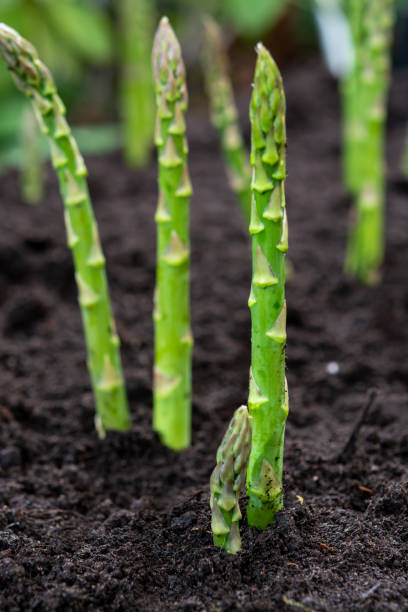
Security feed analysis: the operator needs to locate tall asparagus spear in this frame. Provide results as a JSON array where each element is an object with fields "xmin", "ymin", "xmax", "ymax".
[
  {"xmin": 201, "ymin": 16, "xmax": 251, "ymax": 223},
  {"xmin": 117, "ymin": 0, "xmax": 155, "ymax": 167},
  {"xmin": 246, "ymin": 44, "xmax": 289, "ymax": 529},
  {"xmin": 0, "ymin": 23, "xmax": 130, "ymax": 436},
  {"xmin": 210, "ymin": 405, "xmax": 252, "ymax": 554},
  {"xmin": 152, "ymin": 17, "xmax": 193, "ymax": 450},
  {"xmin": 343, "ymin": 0, "xmax": 394, "ymax": 284}
]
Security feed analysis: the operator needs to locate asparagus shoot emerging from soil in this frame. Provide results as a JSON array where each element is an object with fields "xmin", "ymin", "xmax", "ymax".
[
  {"xmin": 210, "ymin": 405, "xmax": 252, "ymax": 554},
  {"xmin": 246, "ymin": 44, "xmax": 289, "ymax": 529},
  {"xmin": 201, "ymin": 16, "xmax": 251, "ymax": 223},
  {"xmin": 343, "ymin": 0, "xmax": 394, "ymax": 285},
  {"xmin": 0, "ymin": 23, "xmax": 130, "ymax": 436},
  {"xmin": 152, "ymin": 17, "xmax": 192, "ymax": 450},
  {"xmin": 118, "ymin": 0, "xmax": 155, "ymax": 167},
  {"xmin": 21, "ymin": 104, "xmax": 43, "ymax": 205}
]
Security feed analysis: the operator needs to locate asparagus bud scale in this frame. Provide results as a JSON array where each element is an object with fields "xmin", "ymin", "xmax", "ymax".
[
  {"xmin": 0, "ymin": 24, "xmax": 130, "ymax": 436},
  {"xmin": 210, "ymin": 405, "xmax": 252, "ymax": 554},
  {"xmin": 152, "ymin": 17, "xmax": 192, "ymax": 450},
  {"xmin": 246, "ymin": 44, "xmax": 289, "ymax": 529}
]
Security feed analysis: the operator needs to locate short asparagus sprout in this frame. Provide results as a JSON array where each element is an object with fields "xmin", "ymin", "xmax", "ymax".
[
  {"xmin": 152, "ymin": 17, "xmax": 193, "ymax": 450},
  {"xmin": 0, "ymin": 23, "xmax": 130, "ymax": 436},
  {"xmin": 246, "ymin": 44, "xmax": 289, "ymax": 529},
  {"xmin": 201, "ymin": 16, "xmax": 251, "ymax": 223},
  {"xmin": 343, "ymin": 0, "xmax": 394, "ymax": 285},
  {"xmin": 210, "ymin": 405, "xmax": 252, "ymax": 554},
  {"xmin": 118, "ymin": 0, "xmax": 155, "ymax": 167}
]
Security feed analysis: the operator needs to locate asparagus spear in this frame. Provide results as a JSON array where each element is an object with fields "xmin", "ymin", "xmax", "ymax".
[
  {"xmin": 201, "ymin": 16, "xmax": 251, "ymax": 223},
  {"xmin": 117, "ymin": 0, "xmax": 155, "ymax": 167},
  {"xmin": 152, "ymin": 17, "xmax": 192, "ymax": 450},
  {"xmin": 246, "ymin": 44, "xmax": 289, "ymax": 529},
  {"xmin": 210, "ymin": 405, "xmax": 252, "ymax": 554},
  {"xmin": 343, "ymin": 0, "xmax": 394, "ymax": 284},
  {"xmin": 0, "ymin": 23, "xmax": 130, "ymax": 436}
]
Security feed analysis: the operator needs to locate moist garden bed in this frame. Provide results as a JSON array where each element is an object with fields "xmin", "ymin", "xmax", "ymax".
[{"xmin": 0, "ymin": 61, "xmax": 407, "ymax": 611}]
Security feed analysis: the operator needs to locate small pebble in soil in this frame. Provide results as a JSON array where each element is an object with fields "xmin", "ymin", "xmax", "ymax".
[{"xmin": 326, "ymin": 361, "xmax": 340, "ymax": 375}]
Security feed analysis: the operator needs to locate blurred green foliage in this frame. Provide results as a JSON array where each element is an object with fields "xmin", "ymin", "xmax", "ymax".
[
  {"xmin": 0, "ymin": 0, "xmax": 113, "ymax": 170},
  {"xmin": 219, "ymin": 0, "xmax": 290, "ymax": 37}
]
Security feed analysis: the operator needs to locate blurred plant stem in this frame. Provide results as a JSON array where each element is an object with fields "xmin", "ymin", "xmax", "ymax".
[
  {"xmin": 20, "ymin": 104, "xmax": 43, "ymax": 205},
  {"xmin": 117, "ymin": 0, "xmax": 155, "ymax": 167}
]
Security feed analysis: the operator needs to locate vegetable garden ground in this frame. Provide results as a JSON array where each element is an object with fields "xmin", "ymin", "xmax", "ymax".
[{"xmin": 0, "ymin": 61, "xmax": 407, "ymax": 611}]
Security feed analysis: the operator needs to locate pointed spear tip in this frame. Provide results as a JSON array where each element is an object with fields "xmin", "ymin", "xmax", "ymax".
[
  {"xmin": 153, "ymin": 16, "xmax": 182, "ymax": 69},
  {"xmin": 255, "ymin": 42, "xmax": 275, "ymax": 69},
  {"xmin": 0, "ymin": 22, "xmax": 37, "ymax": 60},
  {"xmin": 155, "ymin": 15, "xmax": 177, "ymax": 48},
  {"xmin": 202, "ymin": 14, "xmax": 218, "ymax": 37}
]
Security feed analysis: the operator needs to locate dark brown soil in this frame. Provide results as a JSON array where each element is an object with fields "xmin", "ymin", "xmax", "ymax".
[{"xmin": 0, "ymin": 61, "xmax": 407, "ymax": 612}]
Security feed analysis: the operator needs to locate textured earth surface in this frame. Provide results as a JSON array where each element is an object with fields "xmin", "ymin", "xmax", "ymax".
[{"xmin": 0, "ymin": 61, "xmax": 407, "ymax": 611}]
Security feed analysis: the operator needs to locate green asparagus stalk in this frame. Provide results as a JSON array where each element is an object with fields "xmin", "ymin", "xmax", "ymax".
[
  {"xmin": 342, "ymin": 0, "xmax": 364, "ymax": 195},
  {"xmin": 117, "ymin": 0, "xmax": 155, "ymax": 167},
  {"xmin": 21, "ymin": 104, "xmax": 43, "ymax": 205},
  {"xmin": 152, "ymin": 17, "xmax": 192, "ymax": 450},
  {"xmin": 246, "ymin": 44, "xmax": 289, "ymax": 529},
  {"xmin": 0, "ymin": 23, "xmax": 130, "ymax": 436},
  {"xmin": 343, "ymin": 0, "xmax": 394, "ymax": 284},
  {"xmin": 210, "ymin": 405, "xmax": 252, "ymax": 554},
  {"xmin": 201, "ymin": 16, "xmax": 251, "ymax": 223}
]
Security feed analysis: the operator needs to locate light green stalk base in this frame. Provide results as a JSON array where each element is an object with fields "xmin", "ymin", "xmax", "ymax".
[
  {"xmin": 152, "ymin": 17, "xmax": 192, "ymax": 450},
  {"xmin": 202, "ymin": 16, "xmax": 251, "ymax": 223},
  {"xmin": 0, "ymin": 24, "xmax": 130, "ymax": 436},
  {"xmin": 345, "ymin": 185, "xmax": 383, "ymax": 285},
  {"xmin": 118, "ymin": 0, "xmax": 155, "ymax": 168},
  {"xmin": 210, "ymin": 406, "xmax": 252, "ymax": 554},
  {"xmin": 246, "ymin": 44, "xmax": 289, "ymax": 529},
  {"xmin": 343, "ymin": 0, "xmax": 394, "ymax": 284},
  {"xmin": 21, "ymin": 104, "xmax": 43, "ymax": 204}
]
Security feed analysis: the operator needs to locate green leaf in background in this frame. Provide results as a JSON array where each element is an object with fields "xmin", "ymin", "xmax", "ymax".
[
  {"xmin": 45, "ymin": 0, "xmax": 112, "ymax": 64},
  {"xmin": 220, "ymin": 0, "xmax": 290, "ymax": 37}
]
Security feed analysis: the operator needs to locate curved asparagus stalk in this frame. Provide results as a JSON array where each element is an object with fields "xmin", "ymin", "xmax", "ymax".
[
  {"xmin": 246, "ymin": 44, "xmax": 289, "ymax": 529},
  {"xmin": 201, "ymin": 16, "xmax": 251, "ymax": 223},
  {"xmin": 0, "ymin": 23, "xmax": 130, "ymax": 436},
  {"xmin": 152, "ymin": 17, "xmax": 192, "ymax": 450},
  {"xmin": 118, "ymin": 0, "xmax": 155, "ymax": 167},
  {"xmin": 344, "ymin": 0, "xmax": 394, "ymax": 285},
  {"xmin": 210, "ymin": 405, "xmax": 251, "ymax": 554}
]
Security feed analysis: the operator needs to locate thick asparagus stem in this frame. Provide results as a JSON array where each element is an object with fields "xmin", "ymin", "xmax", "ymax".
[
  {"xmin": 343, "ymin": 0, "xmax": 394, "ymax": 285},
  {"xmin": 246, "ymin": 44, "xmax": 289, "ymax": 529},
  {"xmin": 118, "ymin": 0, "xmax": 155, "ymax": 167},
  {"xmin": 0, "ymin": 23, "xmax": 130, "ymax": 435},
  {"xmin": 152, "ymin": 17, "xmax": 192, "ymax": 450},
  {"xmin": 21, "ymin": 104, "xmax": 43, "ymax": 205},
  {"xmin": 210, "ymin": 405, "xmax": 252, "ymax": 554},
  {"xmin": 201, "ymin": 17, "xmax": 251, "ymax": 223}
]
